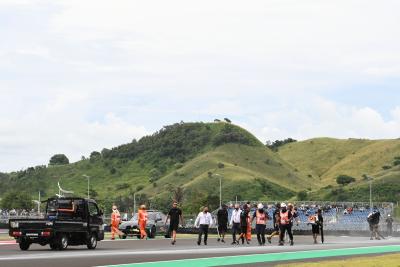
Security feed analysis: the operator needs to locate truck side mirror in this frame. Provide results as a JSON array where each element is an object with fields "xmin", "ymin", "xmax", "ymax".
[{"xmin": 99, "ymin": 209, "xmax": 104, "ymax": 216}]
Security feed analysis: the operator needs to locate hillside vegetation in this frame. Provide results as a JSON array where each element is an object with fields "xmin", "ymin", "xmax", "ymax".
[
  {"xmin": 1, "ymin": 122, "xmax": 399, "ymax": 213},
  {"xmin": 278, "ymin": 138, "xmax": 400, "ymax": 204},
  {"xmin": 1, "ymin": 122, "xmax": 300, "ymax": 213}
]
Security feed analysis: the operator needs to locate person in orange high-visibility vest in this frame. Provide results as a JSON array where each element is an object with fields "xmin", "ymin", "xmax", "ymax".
[
  {"xmin": 251, "ymin": 203, "xmax": 270, "ymax": 246},
  {"xmin": 279, "ymin": 203, "xmax": 294, "ymax": 246},
  {"xmin": 246, "ymin": 202, "xmax": 252, "ymax": 242},
  {"xmin": 138, "ymin": 205, "xmax": 148, "ymax": 239},
  {"xmin": 111, "ymin": 205, "xmax": 124, "ymax": 240}
]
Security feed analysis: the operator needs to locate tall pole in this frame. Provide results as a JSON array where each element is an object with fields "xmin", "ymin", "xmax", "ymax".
[
  {"xmin": 219, "ymin": 176, "xmax": 222, "ymax": 208},
  {"xmin": 133, "ymin": 193, "xmax": 137, "ymax": 218},
  {"xmin": 370, "ymin": 179, "xmax": 372, "ymax": 211},
  {"xmin": 38, "ymin": 191, "xmax": 41, "ymax": 213}
]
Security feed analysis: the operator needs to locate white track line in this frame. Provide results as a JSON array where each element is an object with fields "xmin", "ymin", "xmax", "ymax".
[{"xmin": 1, "ymin": 239, "xmax": 399, "ymax": 261}]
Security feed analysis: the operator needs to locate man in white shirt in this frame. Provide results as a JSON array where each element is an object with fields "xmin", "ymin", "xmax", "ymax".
[
  {"xmin": 195, "ymin": 206, "xmax": 213, "ymax": 245},
  {"xmin": 229, "ymin": 204, "xmax": 242, "ymax": 245}
]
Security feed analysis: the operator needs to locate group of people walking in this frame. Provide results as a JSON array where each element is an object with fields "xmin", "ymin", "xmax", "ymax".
[
  {"xmin": 201, "ymin": 202, "xmax": 325, "ymax": 246},
  {"xmin": 110, "ymin": 201, "xmax": 327, "ymax": 246}
]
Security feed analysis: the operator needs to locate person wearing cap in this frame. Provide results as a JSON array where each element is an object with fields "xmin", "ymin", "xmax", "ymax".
[
  {"xmin": 229, "ymin": 203, "xmax": 242, "ymax": 245},
  {"xmin": 217, "ymin": 204, "xmax": 228, "ymax": 243},
  {"xmin": 138, "ymin": 204, "xmax": 148, "ymax": 239},
  {"xmin": 252, "ymin": 203, "xmax": 270, "ymax": 246},
  {"xmin": 386, "ymin": 214, "xmax": 394, "ymax": 237},
  {"xmin": 267, "ymin": 203, "xmax": 281, "ymax": 244},
  {"xmin": 279, "ymin": 203, "xmax": 294, "ymax": 246}
]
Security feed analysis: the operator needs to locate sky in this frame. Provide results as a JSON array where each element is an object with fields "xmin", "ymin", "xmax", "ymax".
[{"xmin": 1, "ymin": 0, "xmax": 400, "ymax": 172}]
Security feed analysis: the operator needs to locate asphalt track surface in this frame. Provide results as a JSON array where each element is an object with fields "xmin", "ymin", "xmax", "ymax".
[{"xmin": 0, "ymin": 235, "xmax": 399, "ymax": 267}]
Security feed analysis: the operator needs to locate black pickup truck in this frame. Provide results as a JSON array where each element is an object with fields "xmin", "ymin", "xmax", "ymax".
[{"xmin": 9, "ymin": 197, "xmax": 104, "ymax": 250}]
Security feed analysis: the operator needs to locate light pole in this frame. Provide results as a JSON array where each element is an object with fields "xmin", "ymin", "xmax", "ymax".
[
  {"xmin": 214, "ymin": 174, "xmax": 223, "ymax": 208},
  {"xmin": 369, "ymin": 176, "xmax": 373, "ymax": 211},
  {"xmin": 32, "ymin": 191, "xmax": 41, "ymax": 214},
  {"xmin": 83, "ymin": 175, "xmax": 90, "ymax": 199},
  {"xmin": 133, "ymin": 192, "xmax": 136, "ymax": 216}
]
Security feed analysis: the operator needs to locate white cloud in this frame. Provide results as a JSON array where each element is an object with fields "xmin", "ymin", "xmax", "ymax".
[{"xmin": 1, "ymin": 0, "xmax": 400, "ymax": 171}]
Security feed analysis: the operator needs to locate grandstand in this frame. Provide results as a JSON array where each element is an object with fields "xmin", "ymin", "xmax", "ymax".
[{"xmin": 213, "ymin": 201, "xmax": 396, "ymax": 232}]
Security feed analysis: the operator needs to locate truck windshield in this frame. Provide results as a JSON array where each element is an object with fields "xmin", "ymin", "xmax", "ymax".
[{"xmin": 46, "ymin": 199, "xmax": 85, "ymax": 220}]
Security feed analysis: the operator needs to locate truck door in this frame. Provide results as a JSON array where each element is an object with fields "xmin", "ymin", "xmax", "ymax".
[{"xmin": 88, "ymin": 202, "xmax": 104, "ymax": 239}]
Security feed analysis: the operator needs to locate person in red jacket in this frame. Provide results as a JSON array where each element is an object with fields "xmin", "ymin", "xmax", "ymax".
[
  {"xmin": 138, "ymin": 205, "xmax": 148, "ymax": 239},
  {"xmin": 110, "ymin": 205, "xmax": 124, "ymax": 240}
]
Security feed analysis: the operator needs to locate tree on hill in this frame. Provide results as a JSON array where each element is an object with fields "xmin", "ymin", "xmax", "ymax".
[
  {"xmin": 90, "ymin": 151, "xmax": 101, "ymax": 160},
  {"xmin": 336, "ymin": 175, "xmax": 356, "ymax": 186},
  {"xmin": 266, "ymin": 138, "xmax": 297, "ymax": 152},
  {"xmin": 49, "ymin": 154, "xmax": 69, "ymax": 165},
  {"xmin": 224, "ymin": 118, "xmax": 232, "ymax": 123},
  {"xmin": 213, "ymin": 124, "xmax": 254, "ymax": 146}
]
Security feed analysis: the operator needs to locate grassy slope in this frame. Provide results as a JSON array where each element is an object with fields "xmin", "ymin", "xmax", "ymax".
[
  {"xmin": 142, "ymin": 143, "xmax": 309, "ymax": 202},
  {"xmin": 278, "ymin": 138, "xmax": 400, "ymax": 203},
  {"xmin": 278, "ymin": 138, "xmax": 400, "ymax": 185},
  {"xmin": 2, "ymin": 122, "xmax": 305, "ymax": 212}
]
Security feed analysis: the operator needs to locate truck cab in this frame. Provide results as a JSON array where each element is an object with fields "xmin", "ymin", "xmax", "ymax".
[{"xmin": 9, "ymin": 197, "xmax": 104, "ymax": 250}]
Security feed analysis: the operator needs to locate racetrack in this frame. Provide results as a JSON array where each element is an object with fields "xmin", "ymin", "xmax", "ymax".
[{"xmin": 0, "ymin": 235, "xmax": 399, "ymax": 267}]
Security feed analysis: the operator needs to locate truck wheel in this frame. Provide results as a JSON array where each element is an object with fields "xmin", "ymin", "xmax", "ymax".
[
  {"xmin": 119, "ymin": 234, "xmax": 127, "ymax": 239},
  {"xmin": 50, "ymin": 243, "xmax": 59, "ymax": 250},
  {"xmin": 87, "ymin": 233, "xmax": 97, "ymax": 250},
  {"xmin": 149, "ymin": 226, "xmax": 156, "ymax": 239},
  {"xmin": 19, "ymin": 240, "xmax": 30, "ymax": 251},
  {"xmin": 57, "ymin": 234, "xmax": 68, "ymax": 250}
]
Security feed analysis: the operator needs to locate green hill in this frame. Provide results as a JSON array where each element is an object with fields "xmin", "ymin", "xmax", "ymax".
[
  {"xmin": 0, "ymin": 122, "xmax": 303, "ymax": 213},
  {"xmin": 278, "ymin": 138, "xmax": 400, "ymax": 204},
  {"xmin": 1, "ymin": 123, "xmax": 399, "ymax": 213}
]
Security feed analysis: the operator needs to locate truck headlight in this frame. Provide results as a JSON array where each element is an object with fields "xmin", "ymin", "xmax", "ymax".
[{"xmin": 10, "ymin": 222, "xmax": 19, "ymax": 228}]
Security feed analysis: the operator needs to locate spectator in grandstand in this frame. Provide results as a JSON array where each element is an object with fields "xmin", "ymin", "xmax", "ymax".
[
  {"xmin": 217, "ymin": 204, "xmax": 228, "ymax": 243},
  {"xmin": 367, "ymin": 210, "xmax": 385, "ymax": 240},
  {"xmin": 237, "ymin": 204, "xmax": 250, "ymax": 245},
  {"xmin": 386, "ymin": 214, "xmax": 394, "ymax": 237},
  {"xmin": 279, "ymin": 203, "xmax": 294, "ymax": 246},
  {"xmin": 229, "ymin": 204, "xmax": 242, "ymax": 245},
  {"xmin": 267, "ymin": 202, "xmax": 281, "ymax": 244},
  {"xmin": 288, "ymin": 203, "xmax": 299, "ymax": 227}
]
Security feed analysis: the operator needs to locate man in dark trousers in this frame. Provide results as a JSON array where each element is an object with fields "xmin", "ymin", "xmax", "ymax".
[
  {"xmin": 229, "ymin": 204, "xmax": 242, "ymax": 245},
  {"xmin": 217, "ymin": 204, "xmax": 228, "ymax": 243},
  {"xmin": 238, "ymin": 204, "xmax": 250, "ymax": 245},
  {"xmin": 252, "ymin": 203, "xmax": 270, "ymax": 246},
  {"xmin": 194, "ymin": 206, "xmax": 213, "ymax": 245},
  {"xmin": 267, "ymin": 203, "xmax": 281, "ymax": 244},
  {"xmin": 279, "ymin": 203, "xmax": 294, "ymax": 246},
  {"xmin": 165, "ymin": 201, "xmax": 184, "ymax": 245}
]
